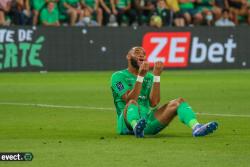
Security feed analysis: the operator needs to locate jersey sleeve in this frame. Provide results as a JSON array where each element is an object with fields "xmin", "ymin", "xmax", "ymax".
[
  {"xmin": 111, "ymin": 73, "xmax": 130, "ymax": 97},
  {"xmin": 40, "ymin": 9, "xmax": 46, "ymax": 23}
]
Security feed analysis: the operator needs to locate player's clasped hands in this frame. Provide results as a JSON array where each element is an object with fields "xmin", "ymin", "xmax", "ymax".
[
  {"xmin": 153, "ymin": 61, "xmax": 164, "ymax": 76},
  {"xmin": 138, "ymin": 61, "xmax": 164, "ymax": 77},
  {"xmin": 138, "ymin": 61, "xmax": 150, "ymax": 77}
]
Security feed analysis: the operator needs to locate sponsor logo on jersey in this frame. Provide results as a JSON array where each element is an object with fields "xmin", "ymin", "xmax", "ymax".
[{"xmin": 116, "ymin": 82, "xmax": 124, "ymax": 91}]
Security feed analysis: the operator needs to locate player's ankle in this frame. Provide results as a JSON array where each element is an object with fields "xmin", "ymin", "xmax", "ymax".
[
  {"xmin": 192, "ymin": 123, "xmax": 200, "ymax": 130},
  {"xmin": 188, "ymin": 119, "xmax": 200, "ymax": 129}
]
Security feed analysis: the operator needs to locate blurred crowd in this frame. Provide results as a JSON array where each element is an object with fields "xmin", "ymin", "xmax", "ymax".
[{"xmin": 0, "ymin": 0, "xmax": 249, "ymax": 27}]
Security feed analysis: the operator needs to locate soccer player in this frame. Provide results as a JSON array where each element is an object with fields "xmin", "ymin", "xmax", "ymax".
[{"xmin": 111, "ymin": 46, "xmax": 218, "ymax": 138}]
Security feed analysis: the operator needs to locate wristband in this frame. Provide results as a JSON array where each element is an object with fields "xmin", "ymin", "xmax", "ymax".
[
  {"xmin": 153, "ymin": 76, "xmax": 160, "ymax": 83},
  {"xmin": 136, "ymin": 76, "xmax": 144, "ymax": 83}
]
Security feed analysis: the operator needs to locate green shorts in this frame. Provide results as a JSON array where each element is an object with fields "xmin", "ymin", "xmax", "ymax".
[
  {"xmin": 117, "ymin": 105, "xmax": 167, "ymax": 135},
  {"xmin": 179, "ymin": 8, "xmax": 199, "ymax": 16}
]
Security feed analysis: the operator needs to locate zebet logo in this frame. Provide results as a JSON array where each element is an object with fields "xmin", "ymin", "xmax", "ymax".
[
  {"xmin": 0, "ymin": 29, "xmax": 44, "ymax": 70},
  {"xmin": 142, "ymin": 32, "xmax": 237, "ymax": 67}
]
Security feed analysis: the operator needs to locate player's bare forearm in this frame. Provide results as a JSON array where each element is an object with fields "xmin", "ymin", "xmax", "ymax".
[
  {"xmin": 122, "ymin": 82, "xmax": 142, "ymax": 102},
  {"xmin": 150, "ymin": 61, "xmax": 163, "ymax": 107},
  {"xmin": 122, "ymin": 61, "xmax": 149, "ymax": 103},
  {"xmin": 150, "ymin": 82, "xmax": 160, "ymax": 107}
]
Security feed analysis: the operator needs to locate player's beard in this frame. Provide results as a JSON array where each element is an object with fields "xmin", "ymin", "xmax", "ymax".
[{"xmin": 130, "ymin": 58, "xmax": 140, "ymax": 70}]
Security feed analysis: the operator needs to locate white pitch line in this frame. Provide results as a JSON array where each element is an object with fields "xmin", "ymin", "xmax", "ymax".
[
  {"xmin": 0, "ymin": 102, "xmax": 114, "ymax": 111},
  {"xmin": 0, "ymin": 102, "xmax": 250, "ymax": 118},
  {"xmin": 196, "ymin": 112, "xmax": 250, "ymax": 118}
]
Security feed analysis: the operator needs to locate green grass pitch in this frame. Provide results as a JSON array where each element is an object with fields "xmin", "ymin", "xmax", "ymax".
[{"xmin": 0, "ymin": 70, "xmax": 249, "ymax": 167}]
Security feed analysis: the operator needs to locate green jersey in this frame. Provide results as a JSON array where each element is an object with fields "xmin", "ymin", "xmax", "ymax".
[
  {"xmin": 116, "ymin": 0, "xmax": 130, "ymax": 8},
  {"xmin": 63, "ymin": 0, "xmax": 80, "ymax": 5},
  {"xmin": 84, "ymin": 0, "xmax": 96, "ymax": 8},
  {"xmin": 60, "ymin": 0, "xmax": 80, "ymax": 12},
  {"xmin": 111, "ymin": 69, "xmax": 154, "ymax": 116},
  {"xmin": 40, "ymin": 7, "xmax": 59, "ymax": 24},
  {"xmin": 59, "ymin": 0, "xmax": 81, "ymax": 12},
  {"xmin": 104, "ymin": 0, "xmax": 111, "ymax": 8},
  {"xmin": 179, "ymin": 2, "xmax": 194, "ymax": 10},
  {"xmin": 197, "ymin": 0, "xmax": 213, "ymax": 7},
  {"xmin": 32, "ymin": 0, "xmax": 46, "ymax": 11}
]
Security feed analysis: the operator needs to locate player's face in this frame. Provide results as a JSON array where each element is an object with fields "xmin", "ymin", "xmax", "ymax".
[{"xmin": 130, "ymin": 47, "xmax": 146, "ymax": 69}]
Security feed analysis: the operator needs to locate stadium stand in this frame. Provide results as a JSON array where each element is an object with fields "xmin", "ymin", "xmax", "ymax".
[{"xmin": 0, "ymin": 0, "xmax": 249, "ymax": 26}]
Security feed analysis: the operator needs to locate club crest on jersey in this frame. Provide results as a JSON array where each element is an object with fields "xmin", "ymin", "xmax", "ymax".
[{"xmin": 116, "ymin": 82, "xmax": 124, "ymax": 91}]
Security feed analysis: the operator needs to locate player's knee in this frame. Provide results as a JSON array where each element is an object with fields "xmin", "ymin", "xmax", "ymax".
[
  {"xmin": 170, "ymin": 97, "xmax": 185, "ymax": 108},
  {"xmin": 177, "ymin": 97, "xmax": 185, "ymax": 103},
  {"xmin": 168, "ymin": 100, "xmax": 179, "ymax": 110}
]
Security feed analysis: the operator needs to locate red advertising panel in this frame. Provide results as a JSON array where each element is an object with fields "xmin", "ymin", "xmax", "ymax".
[{"xmin": 142, "ymin": 32, "xmax": 191, "ymax": 67}]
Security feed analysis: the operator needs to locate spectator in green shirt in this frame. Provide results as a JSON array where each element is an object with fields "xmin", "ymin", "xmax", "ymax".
[
  {"xmin": 110, "ymin": 0, "xmax": 136, "ymax": 25},
  {"xmin": 151, "ymin": 0, "xmax": 171, "ymax": 26},
  {"xmin": 196, "ymin": 0, "xmax": 218, "ymax": 25},
  {"xmin": 178, "ymin": 0, "xmax": 203, "ymax": 25},
  {"xmin": 32, "ymin": 0, "xmax": 46, "ymax": 25},
  {"xmin": 40, "ymin": 1, "xmax": 60, "ymax": 26},
  {"xmin": 81, "ymin": 0, "xmax": 104, "ymax": 25},
  {"xmin": 134, "ymin": 0, "xmax": 155, "ymax": 25},
  {"xmin": 10, "ymin": 0, "xmax": 32, "ymax": 25},
  {"xmin": 60, "ymin": 0, "xmax": 85, "ymax": 26},
  {"xmin": 0, "ymin": 0, "xmax": 12, "ymax": 25},
  {"xmin": 99, "ymin": 0, "xmax": 112, "ymax": 25},
  {"xmin": 229, "ymin": 0, "xmax": 249, "ymax": 24}
]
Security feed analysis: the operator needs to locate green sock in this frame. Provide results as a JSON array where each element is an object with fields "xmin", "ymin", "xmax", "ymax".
[
  {"xmin": 126, "ymin": 104, "xmax": 140, "ymax": 129},
  {"xmin": 177, "ymin": 102, "xmax": 199, "ymax": 129},
  {"xmin": 188, "ymin": 119, "xmax": 199, "ymax": 129}
]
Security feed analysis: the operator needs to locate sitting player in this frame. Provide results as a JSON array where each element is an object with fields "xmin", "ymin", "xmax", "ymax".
[{"xmin": 111, "ymin": 46, "xmax": 218, "ymax": 138}]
